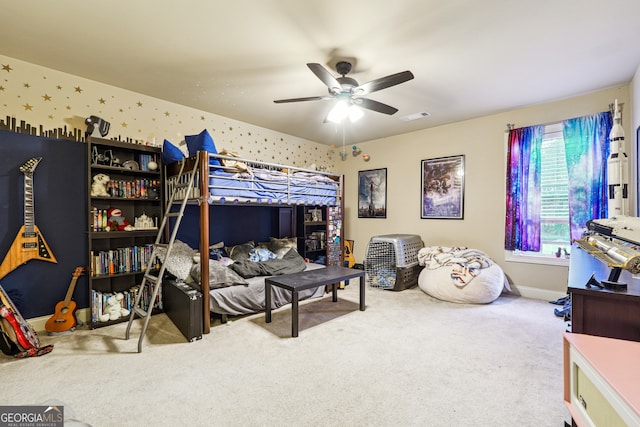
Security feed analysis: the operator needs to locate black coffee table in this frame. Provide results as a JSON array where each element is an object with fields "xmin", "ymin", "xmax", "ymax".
[{"xmin": 265, "ymin": 266, "xmax": 365, "ymax": 337}]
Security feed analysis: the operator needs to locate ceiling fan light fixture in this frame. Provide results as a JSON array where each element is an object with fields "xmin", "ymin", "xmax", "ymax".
[
  {"xmin": 348, "ymin": 105, "xmax": 364, "ymax": 122},
  {"xmin": 327, "ymin": 100, "xmax": 349, "ymax": 123},
  {"xmin": 327, "ymin": 101, "xmax": 364, "ymax": 124}
]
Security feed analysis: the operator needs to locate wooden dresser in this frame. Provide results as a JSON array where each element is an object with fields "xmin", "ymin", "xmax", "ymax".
[{"xmin": 567, "ymin": 246, "xmax": 640, "ymax": 342}]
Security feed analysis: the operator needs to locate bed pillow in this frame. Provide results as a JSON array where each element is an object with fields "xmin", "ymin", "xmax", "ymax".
[
  {"xmin": 184, "ymin": 129, "xmax": 221, "ymax": 166},
  {"xmin": 162, "ymin": 139, "xmax": 185, "ymax": 165},
  {"xmin": 269, "ymin": 237, "xmax": 298, "ymax": 259},
  {"xmin": 225, "ymin": 241, "xmax": 255, "ymax": 261},
  {"xmin": 190, "ymin": 260, "xmax": 248, "ymax": 289},
  {"xmin": 155, "ymin": 240, "xmax": 195, "ymax": 281}
]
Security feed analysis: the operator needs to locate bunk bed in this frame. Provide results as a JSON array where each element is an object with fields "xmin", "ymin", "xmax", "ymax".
[{"xmin": 164, "ymin": 150, "xmax": 344, "ymax": 334}]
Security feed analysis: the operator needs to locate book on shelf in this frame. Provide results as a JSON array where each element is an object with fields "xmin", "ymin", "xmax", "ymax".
[
  {"xmin": 90, "ymin": 245, "xmax": 159, "ymax": 276},
  {"xmin": 139, "ymin": 154, "xmax": 157, "ymax": 172}
]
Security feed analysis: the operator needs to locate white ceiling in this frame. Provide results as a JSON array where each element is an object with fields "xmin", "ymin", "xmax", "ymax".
[{"xmin": 2, "ymin": 0, "xmax": 640, "ymax": 145}]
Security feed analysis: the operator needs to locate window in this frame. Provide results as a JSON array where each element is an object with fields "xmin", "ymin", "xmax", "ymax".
[
  {"xmin": 539, "ymin": 123, "xmax": 571, "ymax": 257},
  {"xmin": 505, "ymin": 112, "xmax": 611, "ymax": 265}
]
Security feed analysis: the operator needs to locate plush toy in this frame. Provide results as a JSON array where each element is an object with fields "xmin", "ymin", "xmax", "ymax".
[
  {"xmin": 106, "ymin": 207, "xmax": 134, "ymax": 231},
  {"xmin": 99, "ymin": 293, "xmax": 130, "ymax": 322},
  {"xmin": 91, "ymin": 173, "xmax": 110, "ymax": 197}
]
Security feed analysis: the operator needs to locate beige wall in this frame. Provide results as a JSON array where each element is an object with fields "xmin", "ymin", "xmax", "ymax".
[{"xmin": 337, "ymin": 85, "xmax": 632, "ymax": 297}]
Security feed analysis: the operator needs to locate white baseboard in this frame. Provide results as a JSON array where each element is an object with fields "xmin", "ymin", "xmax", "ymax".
[
  {"xmin": 509, "ymin": 285, "xmax": 567, "ymax": 302},
  {"xmin": 26, "ymin": 287, "xmax": 566, "ymax": 333},
  {"xmin": 28, "ymin": 308, "xmax": 91, "ymax": 334}
]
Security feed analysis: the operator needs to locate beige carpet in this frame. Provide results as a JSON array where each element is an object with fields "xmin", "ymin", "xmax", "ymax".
[{"xmin": 1, "ymin": 284, "xmax": 570, "ymax": 426}]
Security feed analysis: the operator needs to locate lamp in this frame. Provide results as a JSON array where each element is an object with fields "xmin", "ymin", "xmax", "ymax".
[{"xmin": 326, "ymin": 100, "xmax": 363, "ymax": 124}]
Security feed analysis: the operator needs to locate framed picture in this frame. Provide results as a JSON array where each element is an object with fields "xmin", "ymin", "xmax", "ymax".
[
  {"xmin": 358, "ymin": 168, "xmax": 387, "ymax": 218},
  {"xmin": 421, "ymin": 155, "xmax": 465, "ymax": 219}
]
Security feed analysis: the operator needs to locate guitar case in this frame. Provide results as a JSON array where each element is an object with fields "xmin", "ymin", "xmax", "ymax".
[{"xmin": 163, "ymin": 280, "xmax": 203, "ymax": 342}]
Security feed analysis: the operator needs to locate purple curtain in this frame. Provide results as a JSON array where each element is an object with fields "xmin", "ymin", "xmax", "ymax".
[
  {"xmin": 562, "ymin": 112, "xmax": 611, "ymax": 240},
  {"xmin": 504, "ymin": 125, "xmax": 544, "ymax": 251}
]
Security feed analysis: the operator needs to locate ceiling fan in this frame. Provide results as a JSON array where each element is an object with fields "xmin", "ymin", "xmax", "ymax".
[{"xmin": 274, "ymin": 61, "xmax": 414, "ymax": 119}]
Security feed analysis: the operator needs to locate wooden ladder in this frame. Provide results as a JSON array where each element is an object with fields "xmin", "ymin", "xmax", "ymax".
[{"xmin": 124, "ymin": 159, "xmax": 198, "ymax": 352}]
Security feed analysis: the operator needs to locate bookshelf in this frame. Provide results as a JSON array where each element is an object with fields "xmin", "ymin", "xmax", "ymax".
[
  {"xmin": 87, "ymin": 137, "xmax": 163, "ymax": 328},
  {"xmin": 296, "ymin": 205, "xmax": 343, "ymax": 266}
]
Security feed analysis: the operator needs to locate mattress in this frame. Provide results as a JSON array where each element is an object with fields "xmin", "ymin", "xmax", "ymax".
[{"xmin": 208, "ymin": 262, "xmax": 326, "ymax": 316}]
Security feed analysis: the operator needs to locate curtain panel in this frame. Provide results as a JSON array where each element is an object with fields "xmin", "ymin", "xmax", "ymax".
[
  {"xmin": 504, "ymin": 125, "xmax": 544, "ymax": 251},
  {"xmin": 563, "ymin": 112, "xmax": 612, "ymax": 241}
]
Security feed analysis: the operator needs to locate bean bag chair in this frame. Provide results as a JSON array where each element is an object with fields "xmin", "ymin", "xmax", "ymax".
[{"xmin": 417, "ymin": 246, "xmax": 510, "ymax": 304}]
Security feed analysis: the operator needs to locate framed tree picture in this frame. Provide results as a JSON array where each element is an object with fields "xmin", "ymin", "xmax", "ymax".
[
  {"xmin": 358, "ymin": 168, "xmax": 387, "ymax": 218},
  {"xmin": 421, "ymin": 155, "xmax": 465, "ymax": 219}
]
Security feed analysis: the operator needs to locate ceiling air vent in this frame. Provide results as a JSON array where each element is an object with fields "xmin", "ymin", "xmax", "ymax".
[{"xmin": 399, "ymin": 111, "xmax": 430, "ymax": 122}]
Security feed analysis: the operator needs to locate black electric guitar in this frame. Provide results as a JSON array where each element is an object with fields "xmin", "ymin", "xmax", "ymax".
[
  {"xmin": 45, "ymin": 267, "xmax": 84, "ymax": 334},
  {"xmin": 0, "ymin": 157, "xmax": 57, "ymax": 280}
]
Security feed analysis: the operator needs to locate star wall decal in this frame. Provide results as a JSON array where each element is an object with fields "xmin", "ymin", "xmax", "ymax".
[
  {"xmin": 23, "ymin": 103, "xmax": 33, "ymax": 110},
  {"xmin": 137, "ymin": 101, "xmax": 143, "ymax": 107},
  {"xmin": 98, "ymin": 98, "xmax": 106, "ymax": 104},
  {"xmin": 121, "ymin": 122, "xmax": 128, "ymax": 128},
  {"xmin": 164, "ymin": 112, "xmax": 170, "ymax": 117},
  {"xmin": 42, "ymin": 94, "xmax": 52, "ymax": 101},
  {"xmin": 0, "ymin": 86, "xmax": 4, "ymax": 91},
  {"xmin": 1, "ymin": 64, "xmax": 12, "ymax": 72},
  {"xmin": 74, "ymin": 86, "xmax": 82, "ymax": 93},
  {"xmin": 56, "ymin": 85, "xmax": 62, "ymax": 90},
  {"xmin": 23, "ymin": 83, "xmax": 30, "ymax": 88}
]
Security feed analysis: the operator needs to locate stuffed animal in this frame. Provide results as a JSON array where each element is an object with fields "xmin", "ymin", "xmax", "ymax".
[
  {"xmin": 99, "ymin": 293, "xmax": 130, "ymax": 322},
  {"xmin": 106, "ymin": 207, "xmax": 134, "ymax": 231},
  {"xmin": 91, "ymin": 173, "xmax": 110, "ymax": 197}
]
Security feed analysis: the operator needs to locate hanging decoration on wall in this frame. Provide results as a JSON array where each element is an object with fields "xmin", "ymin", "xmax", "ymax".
[
  {"xmin": 362, "ymin": 154, "xmax": 370, "ymax": 162},
  {"xmin": 352, "ymin": 145, "xmax": 361, "ymax": 156}
]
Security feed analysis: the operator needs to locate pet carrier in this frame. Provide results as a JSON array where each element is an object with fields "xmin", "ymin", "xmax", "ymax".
[{"xmin": 365, "ymin": 234, "xmax": 424, "ymax": 291}]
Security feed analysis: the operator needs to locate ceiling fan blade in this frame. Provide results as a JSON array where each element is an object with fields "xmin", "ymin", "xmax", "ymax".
[
  {"xmin": 274, "ymin": 96, "xmax": 331, "ymax": 104},
  {"xmin": 307, "ymin": 63, "xmax": 342, "ymax": 95},
  {"xmin": 356, "ymin": 98, "xmax": 398, "ymax": 115},
  {"xmin": 353, "ymin": 70, "xmax": 414, "ymax": 95}
]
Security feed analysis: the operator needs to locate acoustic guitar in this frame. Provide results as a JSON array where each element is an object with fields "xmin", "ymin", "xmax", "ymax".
[
  {"xmin": 45, "ymin": 266, "xmax": 84, "ymax": 334},
  {"xmin": 344, "ymin": 240, "xmax": 355, "ymax": 268},
  {"xmin": 0, "ymin": 157, "xmax": 57, "ymax": 280}
]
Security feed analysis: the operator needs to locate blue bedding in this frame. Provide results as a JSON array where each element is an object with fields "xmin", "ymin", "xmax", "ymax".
[{"xmin": 208, "ymin": 169, "xmax": 338, "ymax": 205}]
